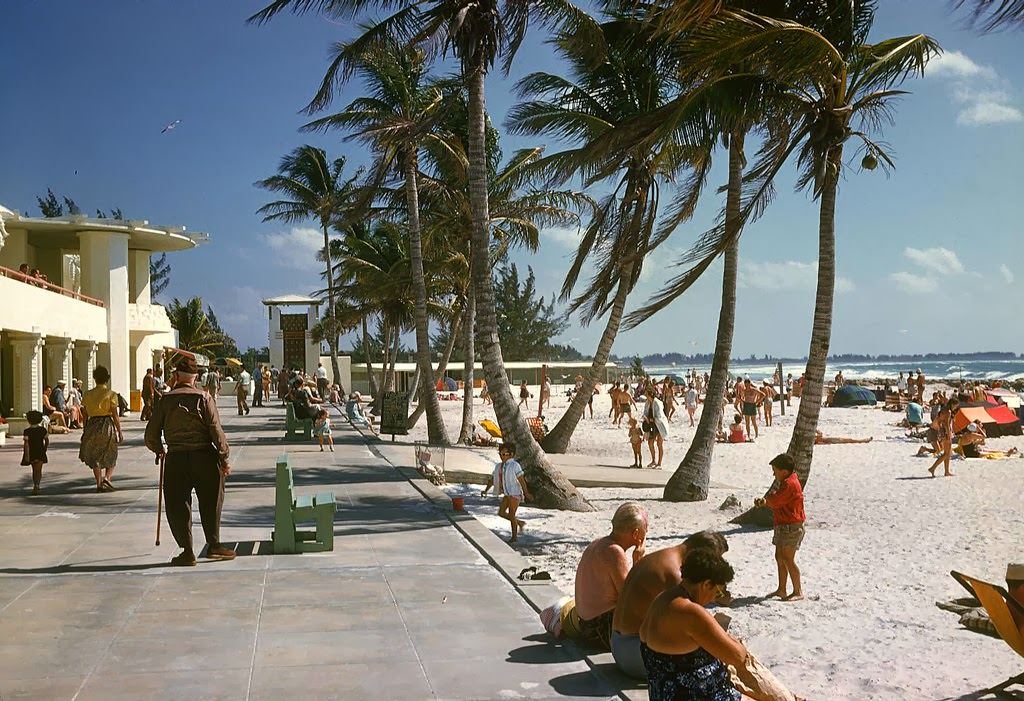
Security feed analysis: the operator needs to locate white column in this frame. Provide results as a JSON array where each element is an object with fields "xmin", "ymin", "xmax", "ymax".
[
  {"xmin": 78, "ymin": 230, "xmax": 130, "ymax": 397},
  {"xmin": 129, "ymin": 249, "xmax": 152, "ymax": 305},
  {"xmin": 10, "ymin": 332, "xmax": 43, "ymax": 415},
  {"xmin": 268, "ymin": 305, "xmax": 283, "ymax": 369},
  {"xmin": 45, "ymin": 336, "xmax": 75, "ymax": 386},
  {"xmin": 75, "ymin": 339, "xmax": 98, "ymax": 391},
  {"xmin": 304, "ymin": 304, "xmax": 319, "ymax": 375}
]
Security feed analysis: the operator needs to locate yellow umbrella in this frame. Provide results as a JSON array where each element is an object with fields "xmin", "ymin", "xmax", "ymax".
[{"xmin": 225, "ymin": 357, "xmax": 243, "ymax": 368}]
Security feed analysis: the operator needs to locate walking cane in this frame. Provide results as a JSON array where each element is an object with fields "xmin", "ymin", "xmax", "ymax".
[{"xmin": 155, "ymin": 452, "xmax": 165, "ymax": 546}]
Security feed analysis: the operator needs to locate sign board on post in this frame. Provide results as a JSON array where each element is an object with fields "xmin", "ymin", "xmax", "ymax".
[{"xmin": 380, "ymin": 391, "xmax": 410, "ymax": 439}]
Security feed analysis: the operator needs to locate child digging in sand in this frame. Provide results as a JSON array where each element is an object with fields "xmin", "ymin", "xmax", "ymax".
[
  {"xmin": 627, "ymin": 418, "xmax": 643, "ymax": 468},
  {"xmin": 22, "ymin": 410, "xmax": 49, "ymax": 496},
  {"xmin": 755, "ymin": 453, "xmax": 806, "ymax": 601},
  {"xmin": 313, "ymin": 408, "xmax": 334, "ymax": 452},
  {"xmin": 480, "ymin": 443, "xmax": 533, "ymax": 544}
]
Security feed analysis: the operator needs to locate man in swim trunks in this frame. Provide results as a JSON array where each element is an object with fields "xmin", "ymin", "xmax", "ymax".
[
  {"xmin": 611, "ymin": 531, "xmax": 729, "ymax": 678},
  {"xmin": 739, "ymin": 379, "xmax": 766, "ymax": 439},
  {"xmin": 573, "ymin": 502, "xmax": 648, "ymax": 650}
]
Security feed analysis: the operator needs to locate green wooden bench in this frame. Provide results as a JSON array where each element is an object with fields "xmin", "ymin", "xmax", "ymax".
[
  {"xmin": 285, "ymin": 402, "xmax": 313, "ymax": 440},
  {"xmin": 272, "ymin": 455, "xmax": 336, "ymax": 554}
]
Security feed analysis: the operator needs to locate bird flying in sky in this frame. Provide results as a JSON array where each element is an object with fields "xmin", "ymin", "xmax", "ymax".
[{"xmin": 161, "ymin": 119, "xmax": 181, "ymax": 133}]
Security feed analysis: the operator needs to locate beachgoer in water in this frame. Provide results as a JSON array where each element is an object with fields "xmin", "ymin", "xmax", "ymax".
[
  {"xmin": 573, "ymin": 502, "xmax": 647, "ymax": 650},
  {"xmin": 756, "ymin": 453, "xmax": 806, "ymax": 601}
]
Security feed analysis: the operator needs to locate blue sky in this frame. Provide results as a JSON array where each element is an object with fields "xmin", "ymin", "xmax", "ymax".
[{"xmin": 1, "ymin": 1, "xmax": 1021, "ymax": 359}]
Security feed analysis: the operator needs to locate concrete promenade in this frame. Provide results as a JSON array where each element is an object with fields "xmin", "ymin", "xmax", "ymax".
[{"xmin": 0, "ymin": 400, "xmax": 640, "ymax": 701}]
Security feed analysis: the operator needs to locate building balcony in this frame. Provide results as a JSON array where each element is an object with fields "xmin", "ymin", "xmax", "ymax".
[{"xmin": 0, "ymin": 272, "xmax": 107, "ymax": 340}]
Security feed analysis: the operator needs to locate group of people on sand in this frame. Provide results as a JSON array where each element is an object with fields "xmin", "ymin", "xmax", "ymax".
[{"xmin": 541, "ymin": 452, "xmax": 807, "ymax": 699}]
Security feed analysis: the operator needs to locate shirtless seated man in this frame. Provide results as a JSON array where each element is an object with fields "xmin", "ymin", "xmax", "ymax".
[
  {"xmin": 610, "ymin": 530, "xmax": 729, "ymax": 678},
  {"xmin": 573, "ymin": 502, "xmax": 648, "ymax": 651}
]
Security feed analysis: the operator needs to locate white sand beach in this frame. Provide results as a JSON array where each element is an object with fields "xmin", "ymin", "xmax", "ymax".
[{"xmin": 402, "ymin": 384, "xmax": 1024, "ymax": 699}]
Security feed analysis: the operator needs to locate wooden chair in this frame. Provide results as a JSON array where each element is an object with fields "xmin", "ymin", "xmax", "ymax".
[
  {"xmin": 272, "ymin": 455, "xmax": 336, "ymax": 554},
  {"xmin": 951, "ymin": 570, "xmax": 1024, "ymax": 698},
  {"xmin": 285, "ymin": 402, "xmax": 312, "ymax": 440}
]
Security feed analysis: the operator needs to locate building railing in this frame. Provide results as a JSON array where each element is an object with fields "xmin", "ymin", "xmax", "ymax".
[{"xmin": 0, "ymin": 265, "xmax": 105, "ymax": 307}]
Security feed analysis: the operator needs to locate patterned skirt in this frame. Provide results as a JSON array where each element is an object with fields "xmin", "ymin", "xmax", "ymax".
[{"xmin": 79, "ymin": 416, "xmax": 118, "ymax": 470}]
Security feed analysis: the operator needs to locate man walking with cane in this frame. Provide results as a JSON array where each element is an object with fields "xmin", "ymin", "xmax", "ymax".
[{"xmin": 145, "ymin": 356, "xmax": 235, "ymax": 566}]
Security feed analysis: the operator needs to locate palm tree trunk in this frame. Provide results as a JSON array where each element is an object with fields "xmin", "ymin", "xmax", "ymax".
[
  {"xmin": 466, "ymin": 67, "xmax": 592, "ymax": 512},
  {"xmin": 321, "ymin": 222, "xmax": 342, "ymax": 387},
  {"xmin": 406, "ymin": 305, "xmax": 463, "ymax": 429},
  {"xmin": 361, "ymin": 316, "xmax": 379, "ymax": 398},
  {"xmin": 665, "ymin": 131, "xmax": 744, "ymax": 502},
  {"xmin": 543, "ymin": 260, "xmax": 634, "ymax": 453},
  {"xmin": 787, "ymin": 146, "xmax": 841, "ymax": 487},
  {"xmin": 403, "ymin": 153, "xmax": 449, "ymax": 444},
  {"xmin": 458, "ymin": 276, "xmax": 477, "ymax": 444}
]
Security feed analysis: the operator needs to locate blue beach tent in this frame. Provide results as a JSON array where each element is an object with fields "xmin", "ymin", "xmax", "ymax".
[{"xmin": 832, "ymin": 385, "xmax": 877, "ymax": 407}]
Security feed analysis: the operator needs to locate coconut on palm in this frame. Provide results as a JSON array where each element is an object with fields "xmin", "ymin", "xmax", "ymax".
[{"xmin": 861, "ymin": 153, "xmax": 878, "ymax": 170}]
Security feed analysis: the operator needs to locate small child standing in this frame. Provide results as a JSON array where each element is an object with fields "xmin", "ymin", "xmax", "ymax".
[
  {"xmin": 480, "ymin": 443, "xmax": 533, "ymax": 544},
  {"xmin": 755, "ymin": 453, "xmax": 806, "ymax": 601},
  {"xmin": 627, "ymin": 418, "xmax": 643, "ymax": 468},
  {"xmin": 313, "ymin": 408, "xmax": 334, "ymax": 452},
  {"xmin": 22, "ymin": 410, "xmax": 49, "ymax": 496}
]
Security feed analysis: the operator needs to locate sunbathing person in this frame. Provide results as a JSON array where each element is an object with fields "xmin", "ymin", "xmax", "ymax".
[
  {"xmin": 611, "ymin": 531, "xmax": 729, "ymax": 679},
  {"xmin": 814, "ymin": 430, "xmax": 872, "ymax": 445}
]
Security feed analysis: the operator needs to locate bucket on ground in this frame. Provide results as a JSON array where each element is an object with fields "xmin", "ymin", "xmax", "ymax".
[{"xmin": 451, "ymin": 497, "xmax": 465, "ymax": 511}]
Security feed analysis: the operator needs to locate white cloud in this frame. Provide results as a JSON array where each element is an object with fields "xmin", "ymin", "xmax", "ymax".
[
  {"xmin": 738, "ymin": 260, "xmax": 855, "ymax": 293},
  {"xmin": 903, "ymin": 246, "xmax": 965, "ymax": 275},
  {"xmin": 928, "ymin": 50, "xmax": 1022, "ymax": 127},
  {"xmin": 956, "ymin": 100, "xmax": 1023, "ymax": 126},
  {"xmin": 259, "ymin": 226, "xmax": 323, "ymax": 270},
  {"xmin": 999, "ymin": 264, "xmax": 1015, "ymax": 284},
  {"xmin": 542, "ymin": 225, "xmax": 584, "ymax": 249},
  {"xmin": 928, "ymin": 50, "xmax": 996, "ymax": 80},
  {"xmin": 889, "ymin": 271, "xmax": 938, "ymax": 294}
]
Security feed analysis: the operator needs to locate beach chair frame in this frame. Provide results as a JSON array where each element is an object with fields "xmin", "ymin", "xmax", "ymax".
[{"xmin": 950, "ymin": 570, "xmax": 1024, "ymax": 698}]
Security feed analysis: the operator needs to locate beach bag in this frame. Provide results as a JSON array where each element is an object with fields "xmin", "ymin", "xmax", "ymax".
[{"xmin": 539, "ymin": 596, "xmax": 574, "ymax": 638}]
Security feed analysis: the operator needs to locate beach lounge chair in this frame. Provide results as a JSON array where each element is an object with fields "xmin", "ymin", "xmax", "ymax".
[
  {"xmin": 479, "ymin": 419, "xmax": 503, "ymax": 439},
  {"xmin": 950, "ymin": 570, "xmax": 1024, "ymax": 698}
]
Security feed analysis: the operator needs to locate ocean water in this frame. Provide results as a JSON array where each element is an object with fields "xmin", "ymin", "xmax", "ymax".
[{"xmin": 645, "ymin": 358, "xmax": 1024, "ymax": 384}]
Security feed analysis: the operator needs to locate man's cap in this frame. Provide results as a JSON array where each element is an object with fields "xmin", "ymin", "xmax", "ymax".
[
  {"xmin": 174, "ymin": 356, "xmax": 200, "ymax": 374},
  {"xmin": 56, "ymin": 379, "xmax": 66, "ymax": 386},
  {"xmin": 72, "ymin": 378, "xmax": 79, "ymax": 384},
  {"xmin": 1007, "ymin": 563, "xmax": 1024, "ymax": 580},
  {"xmin": 966, "ymin": 423, "xmax": 979, "ymax": 433}
]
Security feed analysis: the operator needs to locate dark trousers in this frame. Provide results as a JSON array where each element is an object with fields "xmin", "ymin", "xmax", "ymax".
[
  {"xmin": 316, "ymin": 377, "xmax": 328, "ymax": 400},
  {"xmin": 252, "ymin": 382, "xmax": 263, "ymax": 407},
  {"xmin": 164, "ymin": 449, "xmax": 225, "ymax": 554}
]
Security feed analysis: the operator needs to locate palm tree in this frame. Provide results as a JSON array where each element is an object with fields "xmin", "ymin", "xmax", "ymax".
[
  {"xmin": 255, "ymin": 146, "xmax": 359, "ymax": 386},
  {"xmin": 166, "ymin": 297, "xmax": 223, "ymax": 355},
  {"xmin": 249, "ymin": 0, "xmax": 594, "ymax": 511},
  {"xmin": 660, "ymin": 3, "xmax": 939, "ymax": 485},
  {"xmin": 952, "ymin": 0, "xmax": 1024, "ymax": 30},
  {"xmin": 507, "ymin": 14, "xmax": 706, "ymax": 454},
  {"xmin": 302, "ymin": 37, "xmax": 452, "ymax": 444},
  {"xmin": 416, "ymin": 137, "xmax": 589, "ymax": 443}
]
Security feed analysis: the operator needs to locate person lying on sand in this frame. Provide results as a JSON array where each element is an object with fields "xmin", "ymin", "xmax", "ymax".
[
  {"xmin": 815, "ymin": 430, "xmax": 872, "ymax": 445},
  {"xmin": 611, "ymin": 531, "xmax": 730, "ymax": 679}
]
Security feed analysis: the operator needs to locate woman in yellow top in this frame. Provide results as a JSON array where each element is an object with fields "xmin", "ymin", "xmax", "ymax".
[{"xmin": 79, "ymin": 366, "xmax": 123, "ymax": 492}]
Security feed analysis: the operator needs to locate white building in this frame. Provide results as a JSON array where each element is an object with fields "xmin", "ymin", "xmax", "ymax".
[{"xmin": 0, "ymin": 205, "xmax": 205, "ymax": 424}]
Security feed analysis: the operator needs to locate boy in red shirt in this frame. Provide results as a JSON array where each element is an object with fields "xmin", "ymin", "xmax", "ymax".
[{"xmin": 756, "ymin": 453, "xmax": 806, "ymax": 601}]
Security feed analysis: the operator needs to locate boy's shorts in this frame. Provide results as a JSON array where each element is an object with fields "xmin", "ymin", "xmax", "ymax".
[{"xmin": 772, "ymin": 523, "xmax": 805, "ymax": 549}]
